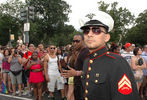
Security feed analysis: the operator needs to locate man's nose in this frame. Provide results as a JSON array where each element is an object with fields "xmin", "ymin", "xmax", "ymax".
[{"xmin": 87, "ymin": 29, "xmax": 94, "ymax": 36}]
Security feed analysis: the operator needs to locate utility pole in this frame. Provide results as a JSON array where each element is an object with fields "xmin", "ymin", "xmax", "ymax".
[
  {"xmin": 9, "ymin": 29, "xmax": 12, "ymax": 47},
  {"xmin": 20, "ymin": 0, "xmax": 34, "ymax": 44}
]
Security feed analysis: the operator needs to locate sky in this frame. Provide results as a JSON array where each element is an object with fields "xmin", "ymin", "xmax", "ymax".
[
  {"xmin": 64, "ymin": 0, "xmax": 147, "ymax": 30},
  {"xmin": 0, "ymin": 0, "xmax": 147, "ymax": 30}
]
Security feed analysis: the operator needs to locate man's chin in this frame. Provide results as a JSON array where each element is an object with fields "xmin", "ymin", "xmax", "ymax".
[
  {"xmin": 89, "ymin": 48, "xmax": 97, "ymax": 50},
  {"xmin": 88, "ymin": 46, "xmax": 98, "ymax": 50}
]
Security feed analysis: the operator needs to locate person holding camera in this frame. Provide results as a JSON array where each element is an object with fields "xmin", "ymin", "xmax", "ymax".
[
  {"xmin": 131, "ymin": 47, "xmax": 147, "ymax": 91},
  {"xmin": 8, "ymin": 48, "xmax": 22, "ymax": 96}
]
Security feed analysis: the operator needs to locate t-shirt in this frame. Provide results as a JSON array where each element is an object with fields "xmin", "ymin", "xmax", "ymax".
[
  {"xmin": 23, "ymin": 51, "xmax": 39, "ymax": 69},
  {"xmin": 121, "ymin": 51, "xmax": 133, "ymax": 65},
  {"xmin": 10, "ymin": 56, "xmax": 22, "ymax": 71},
  {"xmin": 23, "ymin": 51, "xmax": 32, "ymax": 69},
  {"xmin": 141, "ymin": 51, "xmax": 147, "ymax": 75},
  {"xmin": 23, "ymin": 51, "xmax": 32, "ymax": 59}
]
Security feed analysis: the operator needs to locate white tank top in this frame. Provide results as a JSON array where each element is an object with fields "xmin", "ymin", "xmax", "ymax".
[{"xmin": 47, "ymin": 54, "xmax": 60, "ymax": 75}]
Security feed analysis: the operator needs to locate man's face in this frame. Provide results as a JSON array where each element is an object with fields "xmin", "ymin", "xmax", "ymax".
[
  {"xmin": 83, "ymin": 26, "xmax": 110, "ymax": 50},
  {"xmin": 21, "ymin": 45, "xmax": 26, "ymax": 50},
  {"xmin": 72, "ymin": 35, "xmax": 83, "ymax": 49},
  {"xmin": 38, "ymin": 44, "xmax": 44, "ymax": 51},
  {"xmin": 29, "ymin": 44, "xmax": 35, "ymax": 52},
  {"xmin": 126, "ymin": 46, "xmax": 132, "ymax": 52},
  {"xmin": 49, "ymin": 45, "xmax": 56, "ymax": 53},
  {"xmin": 132, "ymin": 46, "xmax": 135, "ymax": 50}
]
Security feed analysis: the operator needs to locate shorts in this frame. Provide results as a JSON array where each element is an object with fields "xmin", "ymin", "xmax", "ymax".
[
  {"xmin": 47, "ymin": 74, "xmax": 64, "ymax": 92},
  {"xmin": 68, "ymin": 77, "xmax": 74, "ymax": 85},
  {"xmin": 3, "ymin": 70, "xmax": 10, "ymax": 73},
  {"xmin": 10, "ymin": 71, "xmax": 22, "ymax": 85}
]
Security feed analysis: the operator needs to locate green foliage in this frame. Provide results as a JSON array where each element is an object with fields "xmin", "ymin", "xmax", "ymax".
[
  {"xmin": 28, "ymin": 0, "xmax": 75, "ymax": 45},
  {"xmin": 97, "ymin": 1, "xmax": 135, "ymax": 44},
  {"xmin": 0, "ymin": 0, "xmax": 76, "ymax": 46},
  {"xmin": 0, "ymin": 0, "xmax": 24, "ymax": 46},
  {"xmin": 125, "ymin": 10, "xmax": 147, "ymax": 46},
  {"xmin": 0, "ymin": 14, "xmax": 21, "ymax": 46}
]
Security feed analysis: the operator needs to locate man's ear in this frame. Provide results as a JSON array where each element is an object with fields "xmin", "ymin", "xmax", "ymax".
[{"xmin": 104, "ymin": 33, "xmax": 110, "ymax": 42}]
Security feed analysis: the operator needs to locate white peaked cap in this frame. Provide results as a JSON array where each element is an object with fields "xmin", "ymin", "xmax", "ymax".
[{"xmin": 79, "ymin": 11, "xmax": 114, "ymax": 32}]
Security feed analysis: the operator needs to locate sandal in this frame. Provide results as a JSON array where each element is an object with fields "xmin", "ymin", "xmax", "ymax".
[{"xmin": 9, "ymin": 89, "xmax": 13, "ymax": 93}]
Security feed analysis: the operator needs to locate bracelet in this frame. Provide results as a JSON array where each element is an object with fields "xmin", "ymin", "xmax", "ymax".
[
  {"xmin": 81, "ymin": 71, "xmax": 84, "ymax": 75},
  {"xmin": 76, "ymin": 71, "xmax": 81, "ymax": 76}
]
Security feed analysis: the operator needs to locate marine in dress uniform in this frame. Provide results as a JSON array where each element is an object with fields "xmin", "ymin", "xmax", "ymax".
[
  {"xmin": 81, "ymin": 46, "xmax": 140, "ymax": 100},
  {"xmin": 80, "ymin": 11, "xmax": 140, "ymax": 100},
  {"xmin": 62, "ymin": 11, "xmax": 140, "ymax": 100}
]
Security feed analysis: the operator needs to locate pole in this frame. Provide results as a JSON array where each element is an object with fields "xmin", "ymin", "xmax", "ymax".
[
  {"xmin": 9, "ymin": 29, "xmax": 12, "ymax": 47},
  {"xmin": 24, "ymin": 0, "xmax": 29, "ymax": 44}
]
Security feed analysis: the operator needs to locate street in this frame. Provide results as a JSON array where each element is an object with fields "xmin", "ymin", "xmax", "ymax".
[{"xmin": 0, "ymin": 90, "xmax": 62, "ymax": 100}]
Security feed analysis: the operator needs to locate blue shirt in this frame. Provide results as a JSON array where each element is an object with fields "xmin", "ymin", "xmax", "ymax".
[{"xmin": 141, "ymin": 51, "xmax": 147, "ymax": 75}]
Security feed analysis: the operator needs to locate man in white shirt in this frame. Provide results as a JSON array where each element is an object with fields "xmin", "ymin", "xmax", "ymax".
[{"xmin": 121, "ymin": 43, "xmax": 133, "ymax": 65}]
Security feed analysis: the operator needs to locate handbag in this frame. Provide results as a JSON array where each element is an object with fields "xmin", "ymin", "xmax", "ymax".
[{"xmin": 10, "ymin": 70, "xmax": 22, "ymax": 76}]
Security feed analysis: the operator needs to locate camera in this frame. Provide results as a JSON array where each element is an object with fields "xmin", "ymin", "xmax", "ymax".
[{"xmin": 14, "ymin": 49, "xmax": 18, "ymax": 54}]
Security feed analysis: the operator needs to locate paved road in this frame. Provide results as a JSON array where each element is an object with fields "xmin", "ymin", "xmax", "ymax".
[{"xmin": 0, "ymin": 90, "xmax": 62, "ymax": 100}]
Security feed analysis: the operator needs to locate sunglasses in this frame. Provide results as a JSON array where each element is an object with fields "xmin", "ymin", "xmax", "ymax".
[
  {"xmin": 50, "ymin": 47, "xmax": 56, "ymax": 50},
  {"xmin": 72, "ymin": 40, "xmax": 80, "ymax": 43},
  {"xmin": 83, "ymin": 27, "xmax": 106, "ymax": 35}
]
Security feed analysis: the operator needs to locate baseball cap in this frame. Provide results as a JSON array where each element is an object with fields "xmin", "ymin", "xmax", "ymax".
[
  {"xmin": 80, "ymin": 11, "xmax": 114, "ymax": 32},
  {"xmin": 125, "ymin": 43, "xmax": 132, "ymax": 49},
  {"xmin": 132, "ymin": 44, "xmax": 135, "ymax": 47}
]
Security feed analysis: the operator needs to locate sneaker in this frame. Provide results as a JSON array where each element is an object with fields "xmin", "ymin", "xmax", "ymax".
[
  {"xmin": 48, "ymin": 95, "xmax": 55, "ymax": 100},
  {"xmin": 27, "ymin": 92, "xmax": 32, "ymax": 97},
  {"xmin": 12, "ymin": 92, "xmax": 16, "ymax": 96},
  {"xmin": 16, "ymin": 91, "xmax": 19, "ymax": 94},
  {"xmin": 22, "ymin": 90, "xmax": 27, "ymax": 96},
  {"xmin": 62, "ymin": 97, "xmax": 67, "ymax": 100},
  {"xmin": 48, "ymin": 97, "xmax": 55, "ymax": 100},
  {"xmin": 42, "ymin": 91, "xmax": 45, "ymax": 96},
  {"xmin": 18, "ymin": 92, "xmax": 22, "ymax": 96}
]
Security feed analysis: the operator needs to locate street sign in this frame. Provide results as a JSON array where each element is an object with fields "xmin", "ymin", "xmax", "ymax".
[
  {"xmin": 10, "ymin": 34, "xmax": 14, "ymax": 41},
  {"xmin": 24, "ymin": 23, "xmax": 30, "ymax": 32}
]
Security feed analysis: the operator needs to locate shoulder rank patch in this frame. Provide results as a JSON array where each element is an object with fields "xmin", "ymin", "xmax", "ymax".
[{"xmin": 118, "ymin": 74, "xmax": 132, "ymax": 95}]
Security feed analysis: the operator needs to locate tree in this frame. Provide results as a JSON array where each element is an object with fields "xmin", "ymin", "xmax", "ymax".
[
  {"xmin": 28, "ymin": 0, "xmax": 75, "ymax": 45},
  {"xmin": 0, "ymin": 0, "xmax": 24, "ymax": 46},
  {"xmin": 125, "ymin": 10, "xmax": 147, "ymax": 46},
  {"xmin": 97, "ymin": 1, "xmax": 134, "ymax": 44},
  {"xmin": 0, "ymin": 0, "xmax": 76, "ymax": 46}
]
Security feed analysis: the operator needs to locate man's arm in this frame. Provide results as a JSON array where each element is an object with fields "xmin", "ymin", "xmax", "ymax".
[
  {"xmin": 109, "ymin": 57, "xmax": 140, "ymax": 100},
  {"xmin": 44, "ymin": 55, "xmax": 50, "ymax": 82},
  {"xmin": 61, "ymin": 66, "xmax": 83, "ymax": 78}
]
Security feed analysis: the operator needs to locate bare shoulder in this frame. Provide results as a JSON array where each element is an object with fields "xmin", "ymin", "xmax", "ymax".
[{"xmin": 44, "ymin": 54, "xmax": 49, "ymax": 62}]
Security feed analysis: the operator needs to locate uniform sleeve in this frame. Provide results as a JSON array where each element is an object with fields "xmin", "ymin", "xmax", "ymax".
[{"xmin": 109, "ymin": 57, "xmax": 140, "ymax": 100}]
